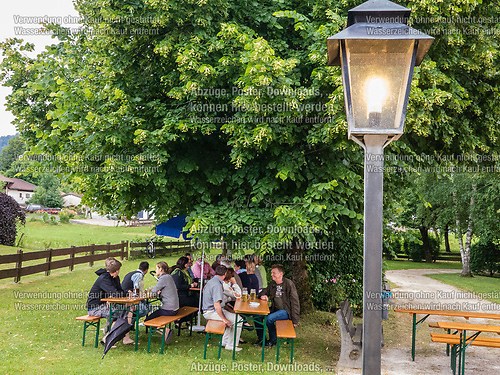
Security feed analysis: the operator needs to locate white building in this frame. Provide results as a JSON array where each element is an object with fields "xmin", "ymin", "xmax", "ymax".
[
  {"xmin": 0, "ymin": 174, "xmax": 37, "ymax": 206},
  {"xmin": 61, "ymin": 192, "xmax": 83, "ymax": 207}
]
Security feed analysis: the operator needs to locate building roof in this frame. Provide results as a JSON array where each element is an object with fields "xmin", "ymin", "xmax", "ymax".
[
  {"xmin": 0, "ymin": 174, "xmax": 37, "ymax": 192},
  {"xmin": 61, "ymin": 192, "xmax": 83, "ymax": 198}
]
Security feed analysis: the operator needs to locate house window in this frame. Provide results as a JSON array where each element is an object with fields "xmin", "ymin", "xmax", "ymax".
[
  {"xmin": 19, "ymin": 193, "xmax": 23, "ymax": 198},
  {"xmin": 26, "ymin": 193, "xmax": 31, "ymax": 198}
]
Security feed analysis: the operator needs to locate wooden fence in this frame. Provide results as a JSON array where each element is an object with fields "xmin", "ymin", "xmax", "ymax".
[
  {"xmin": 0, "ymin": 241, "xmax": 128, "ymax": 283},
  {"xmin": 129, "ymin": 240, "xmax": 192, "ymax": 258}
]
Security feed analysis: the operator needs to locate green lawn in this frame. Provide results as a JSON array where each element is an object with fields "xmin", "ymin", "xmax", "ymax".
[
  {"xmin": 426, "ymin": 273, "xmax": 500, "ymax": 305},
  {"xmin": 384, "ymin": 259, "xmax": 462, "ymax": 271},
  {"xmin": 10, "ymin": 220, "xmax": 155, "ymax": 253},
  {"xmin": 0, "ymin": 256, "xmax": 339, "ymax": 374}
]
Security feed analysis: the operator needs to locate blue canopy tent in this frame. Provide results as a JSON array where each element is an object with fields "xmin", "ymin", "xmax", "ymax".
[
  {"xmin": 155, "ymin": 215, "xmax": 190, "ymax": 240},
  {"xmin": 154, "ymin": 215, "xmax": 204, "ymax": 331}
]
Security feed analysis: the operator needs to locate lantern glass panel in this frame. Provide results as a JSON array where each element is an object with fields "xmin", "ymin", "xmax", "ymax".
[{"xmin": 345, "ymin": 39, "xmax": 415, "ymax": 131}]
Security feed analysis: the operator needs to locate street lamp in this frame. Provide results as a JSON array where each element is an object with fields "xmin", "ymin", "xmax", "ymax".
[{"xmin": 327, "ymin": 1, "xmax": 433, "ymax": 374}]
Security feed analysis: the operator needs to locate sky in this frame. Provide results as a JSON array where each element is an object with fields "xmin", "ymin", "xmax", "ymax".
[{"xmin": 0, "ymin": 0, "xmax": 79, "ymax": 136}]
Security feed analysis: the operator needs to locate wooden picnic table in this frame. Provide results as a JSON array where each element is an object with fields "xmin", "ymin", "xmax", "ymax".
[
  {"xmin": 434, "ymin": 321, "xmax": 500, "ymax": 375},
  {"xmin": 394, "ymin": 308, "xmax": 500, "ymax": 361},
  {"xmin": 233, "ymin": 298, "xmax": 270, "ymax": 362}
]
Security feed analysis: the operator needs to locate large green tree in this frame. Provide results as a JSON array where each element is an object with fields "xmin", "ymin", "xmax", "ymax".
[
  {"xmin": 0, "ymin": 134, "xmax": 24, "ymax": 173},
  {"xmin": 1, "ymin": 0, "xmax": 499, "ymax": 306},
  {"xmin": 29, "ymin": 174, "xmax": 64, "ymax": 208}
]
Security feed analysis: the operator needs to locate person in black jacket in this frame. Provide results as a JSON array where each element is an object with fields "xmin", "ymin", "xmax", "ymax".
[
  {"xmin": 86, "ymin": 258, "xmax": 126, "ymax": 316},
  {"xmin": 170, "ymin": 256, "xmax": 199, "ymax": 308},
  {"xmin": 86, "ymin": 257, "xmax": 134, "ymax": 345}
]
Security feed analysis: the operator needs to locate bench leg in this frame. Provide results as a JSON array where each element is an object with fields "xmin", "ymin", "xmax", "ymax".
[
  {"xmin": 450, "ymin": 344, "xmax": 457, "ymax": 375},
  {"xmin": 94, "ymin": 320, "xmax": 101, "ymax": 348},
  {"xmin": 276, "ymin": 339, "xmax": 281, "ymax": 363},
  {"xmin": 82, "ymin": 322, "xmax": 87, "ymax": 347},
  {"xmin": 460, "ymin": 331, "xmax": 467, "ymax": 375},
  {"xmin": 411, "ymin": 313, "xmax": 416, "ymax": 361},
  {"xmin": 290, "ymin": 339, "xmax": 294, "ymax": 364},
  {"xmin": 217, "ymin": 334, "xmax": 223, "ymax": 360},
  {"xmin": 147, "ymin": 328, "xmax": 153, "ymax": 353},
  {"xmin": 203, "ymin": 333, "xmax": 209, "ymax": 359},
  {"xmin": 82, "ymin": 320, "xmax": 100, "ymax": 348}
]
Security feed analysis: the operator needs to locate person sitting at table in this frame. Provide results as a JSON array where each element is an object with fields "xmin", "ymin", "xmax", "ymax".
[
  {"xmin": 235, "ymin": 259, "xmax": 259, "ymax": 292},
  {"xmin": 192, "ymin": 257, "xmax": 215, "ymax": 281},
  {"xmin": 202, "ymin": 265, "xmax": 243, "ymax": 352},
  {"xmin": 145, "ymin": 261, "xmax": 179, "ymax": 345},
  {"xmin": 253, "ymin": 254, "xmax": 267, "ymax": 292},
  {"xmin": 86, "ymin": 257, "xmax": 134, "ymax": 345},
  {"xmin": 184, "ymin": 253, "xmax": 195, "ymax": 279},
  {"xmin": 170, "ymin": 256, "xmax": 199, "ymax": 308},
  {"xmin": 121, "ymin": 261, "xmax": 150, "ymax": 318},
  {"xmin": 254, "ymin": 264, "xmax": 300, "ymax": 347},
  {"xmin": 222, "ymin": 267, "xmax": 242, "ymax": 311}
]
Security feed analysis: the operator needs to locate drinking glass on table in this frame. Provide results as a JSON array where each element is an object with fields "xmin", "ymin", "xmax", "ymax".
[
  {"xmin": 242, "ymin": 288, "xmax": 248, "ymax": 302},
  {"xmin": 250, "ymin": 288, "xmax": 256, "ymax": 301}
]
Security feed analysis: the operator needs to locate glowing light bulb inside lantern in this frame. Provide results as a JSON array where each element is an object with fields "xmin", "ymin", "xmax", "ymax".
[{"xmin": 365, "ymin": 77, "xmax": 388, "ymax": 128}]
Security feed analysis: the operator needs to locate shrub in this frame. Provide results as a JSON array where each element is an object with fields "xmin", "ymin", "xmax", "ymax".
[
  {"xmin": 41, "ymin": 212, "xmax": 58, "ymax": 225},
  {"xmin": 0, "ymin": 193, "xmax": 26, "ymax": 246},
  {"xmin": 471, "ymin": 239, "xmax": 500, "ymax": 276},
  {"xmin": 383, "ymin": 229, "xmax": 402, "ymax": 260},
  {"xmin": 401, "ymin": 230, "xmax": 423, "ymax": 261},
  {"xmin": 59, "ymin": 209, "xmax": 75, "ymax": 223},
  {"xmin": 401, "ymin": 230, "xmax": 440, "ymax": 262}
]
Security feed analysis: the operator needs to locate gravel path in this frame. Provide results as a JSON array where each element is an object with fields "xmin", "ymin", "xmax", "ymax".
[{"xmin": 337, "ymin": 269, "xmax": 500, "ymax": 375}]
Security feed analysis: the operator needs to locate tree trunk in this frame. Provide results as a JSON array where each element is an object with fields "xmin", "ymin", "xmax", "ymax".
[
  {"xmin": 453, "ymin": 187, "xmax": 475, "ymax": 278},
  {"xmin": 419, "ymin": 226, "xmax": 433, "ymax": 263},
  {"xmin": 461, "ymin": 184, "xmax": 476, "ymax": 277},
  {"xmin": 444, "ymin": 224, "xmax": 451, "ymax": 253},
  {"xmin": 290, "ymin": 240, "xmax": 313, "ymax": 314}
]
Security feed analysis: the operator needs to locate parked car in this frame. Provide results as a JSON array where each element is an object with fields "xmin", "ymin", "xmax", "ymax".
[{"xmin": 25, "ymin": 204, "xmax": 43, "ymax": 212}]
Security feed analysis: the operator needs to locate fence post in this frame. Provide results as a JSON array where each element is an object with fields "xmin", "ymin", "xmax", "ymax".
[
  {"xmin": 15, "ymin": 249, "xmax": 23, "ymax": 283},
  {"xmin": 107, "ymin": 242, "xmax": 111, "ymax": 257},
  {"xmin": 126, "ymin": 240, "xmax": 130, "ymax": 259},
  {"xmin": 89, "ymin": 244, "xmax": 95, "ymax": 267},
  {"xmin": 120, "ymin": 241, "xmax": 125, "ymax": 260},
  {"xmin": 70, "ymin": 246, "xmax": 75, "ymax": 271},
  {"xmin": 46, "ymin": 248, "xmax": 52, "ymax": 276}
]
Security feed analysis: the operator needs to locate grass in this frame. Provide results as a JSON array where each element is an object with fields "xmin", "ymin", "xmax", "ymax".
[
  {"xmin": 426, "ymin": 273, "xmax": 500, "ymax": 305},
  {"xmin": 0, "ymin": 256, "xmax": 339, "ymax": 374},
  {"xmin": 8, "ymin": 220, "xmax": 155, "ymax": 253},
  {"xmin": 384, "ymin": 259, "xmax": 462, "ymax": 271}
]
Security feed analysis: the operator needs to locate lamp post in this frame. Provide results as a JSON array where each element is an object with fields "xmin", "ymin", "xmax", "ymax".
[{"xmin": 327, "ymin": 1, "xmax": 433, "ymax": 373}]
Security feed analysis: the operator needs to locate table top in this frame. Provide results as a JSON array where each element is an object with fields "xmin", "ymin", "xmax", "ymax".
[
  {"xmin": 234, "ymin": 299, "xmax": 270, "ymax": 315},
  {"xmin": 394, "ymin": 308, "xmax": 500, "ymax": 320},
  {"xmin": 436, "ymin": 321, "xmax": 500, "ymax": 334},
  {"xmin": 101, "ymin": 296, "xmax": 144, "ymax": 304}
]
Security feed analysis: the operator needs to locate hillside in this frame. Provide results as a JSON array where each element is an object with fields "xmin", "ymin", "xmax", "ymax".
[{"xmin": 0, "ymin": 135, "xmax": 15, "ymax": 151}]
